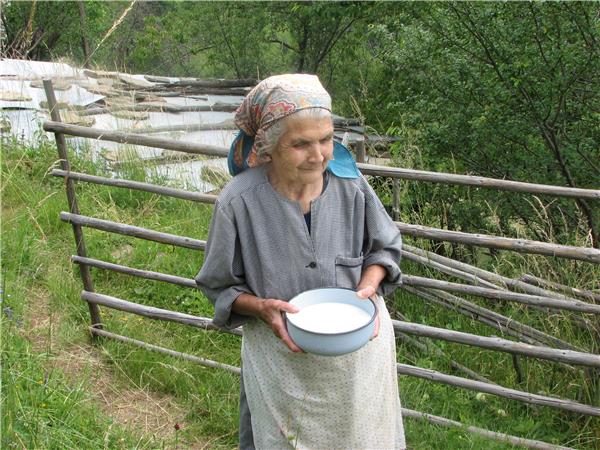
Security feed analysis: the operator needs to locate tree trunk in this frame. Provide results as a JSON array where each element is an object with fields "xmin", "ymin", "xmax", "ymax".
[
  {"xmin": 77, "ymin": 0, "xmax": 91, "ymax": 67},
  {"xmin": 541, "ymin": 124, "xmax": 599, "ymax": 248},
  {"xmin": 296, "ymin": 20, "xmax": 309, "ymax": 73}
]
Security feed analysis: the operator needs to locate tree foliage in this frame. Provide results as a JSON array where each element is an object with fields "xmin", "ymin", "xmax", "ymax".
[
  {"xmin": 360, "ymin": 2, "xmax": 599, "ymax": 248},
  {"xmin": 2, "ymin": 1, "xmax": 598, "ymax": 248}
]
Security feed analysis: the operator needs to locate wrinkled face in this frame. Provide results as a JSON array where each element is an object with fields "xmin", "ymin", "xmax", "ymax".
[{"xmin": 269, "ymin": 115, "xmax": 334, "ymax": 185}]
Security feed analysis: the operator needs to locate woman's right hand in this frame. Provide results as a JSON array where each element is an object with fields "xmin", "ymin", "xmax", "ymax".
[{"xmin": 258, "ymin": 299, "xmax": 303, "ymax": 353}]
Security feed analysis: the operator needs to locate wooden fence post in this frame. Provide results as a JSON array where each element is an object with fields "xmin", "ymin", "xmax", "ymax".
[
  {"xmin": 392, "ymin": 178, "xmax": 401, "ymax": 221},
  {"xmin": 355, "ymin": 138, "xmax": 366, "ymax": 163},
  {"xmin": 43, "ymin": 79, "xmax": 102, "ymax": 331}
]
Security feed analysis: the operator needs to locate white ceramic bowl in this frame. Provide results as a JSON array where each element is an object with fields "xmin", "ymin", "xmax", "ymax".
[{"xmin": 285, "ymin": 287, "xmax": 376, "ymax": 356}]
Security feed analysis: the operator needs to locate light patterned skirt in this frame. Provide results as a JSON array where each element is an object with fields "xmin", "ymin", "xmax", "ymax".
[{"xmin": 242, "ymin": 295, "xmax": 406, "ymax": 449}]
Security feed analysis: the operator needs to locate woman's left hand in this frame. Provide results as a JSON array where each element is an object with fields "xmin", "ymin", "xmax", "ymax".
[{"xmin": 356, "ymin": 285, "xmax": 380, "ymax": 339}]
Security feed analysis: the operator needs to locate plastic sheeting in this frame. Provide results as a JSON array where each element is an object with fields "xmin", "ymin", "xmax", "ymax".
[{"xmin": 1, "ymin": 58, "xmax": 240, "ymax": 192}]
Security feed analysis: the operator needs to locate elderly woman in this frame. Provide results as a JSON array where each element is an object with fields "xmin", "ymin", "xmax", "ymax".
[{"xmin": 196, "ymin": 74, "xmax": 405, "ymax": 449}]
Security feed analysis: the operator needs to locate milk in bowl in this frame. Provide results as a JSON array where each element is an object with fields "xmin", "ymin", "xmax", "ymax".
[{"xmin": 285, "ymin": 287, "xmax": 377, "ymax": 356}]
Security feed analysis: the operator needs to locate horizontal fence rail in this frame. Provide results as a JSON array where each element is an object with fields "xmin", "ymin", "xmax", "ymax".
[
  {"xmin": 520, "ymin": 274, "xmax": 600, "ymax": 304},
  {"xmin": 72, "ymin": 253, "xmax": 598, "ymax": 319},
  {"xmin": 81, "ymin": 291, "xmax": 242, "ymax": 336},
  {"xmin": 83, "ymin": 297, "xmax": 599, "ymax": 416},
  {"xmin": 90, "ymin": 327, "xmax": 573, "ymax": 450},
  {"xmin": 399, "ymin": 409, "xmax": 573, "ymax": 450},
  {"xmin": 396, "ymin": 223, "xmax": 600, "ymax": 263},
  {"xmin": 43, "ymin": 121, "xmax": 600, "ymax": 201},
  {"xmin": 72, "ymin": 254, "xmax": 586, "ymax": 351},
  {"xmin": 402, "ymin": 275, "xmax": 600, "ymax": 314},
  {"xmin": 72, "ymin": 256, "xmax": 197, "ymax": 288},
  {"xmin": 402, "ymin": 244, "xmax": 592, "ymax": 304},
  {"xmin": 396, "ymin": 363, "xmax": 600, "ymax": 416},
  {"xmin": 43, "ymin": 121, "xmax": 230, "ymax": 157},
  {"xmin": 357, "ymin": 163, "xmax": 600, "ymax": 200},
  {"xmin": 51, "ymin": 174, "xmax": 599, "ymax": 264},
  {"xmin": 44, "ymin": 120, "xmax": 600, "ymax": 262},
  {"xmin": 126, "ymin": 117, "xmax": 362, "ymax": 134},
  {"xmin": 52, "ymin": 169, "xmax": 218, "ymax": 204},
  {"xmin": 402, "ymin": 285, "xmax": 582, "ymax": 352},
  {"xmin": 73, "ymin": 253, "xmax": 587, "ymax": 357},
  {"xmin": 391, "ymin": 320, "xmax": 600, "ymax": 368},
  {"xmin": 81, "ymin": 289, "xmax": 600, "ymax": 368},
  {"xmin": 90, "ymin": 327, "xmax": 241, "ymax": 375},
  {"xmin": 60, "ymin": 212, "xmax": 207, "ymax": 250}
]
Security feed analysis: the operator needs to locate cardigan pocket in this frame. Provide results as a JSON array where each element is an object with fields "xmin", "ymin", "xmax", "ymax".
[{"xmin": 335, "ymin": 255, "xmax": 364, "ymax": 289}]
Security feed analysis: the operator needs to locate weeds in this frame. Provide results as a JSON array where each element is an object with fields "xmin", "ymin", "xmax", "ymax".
[{"xmin": 2, "ymin": 138, "xmax": 599, "ymax": 448}]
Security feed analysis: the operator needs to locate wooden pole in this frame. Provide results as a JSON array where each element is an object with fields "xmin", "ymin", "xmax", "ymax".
[
  {"xmin": 396, "ymin": 363, "xmax": 600, "ymax": 416},
  {"xmin": 392, "ymin": 178, "xmax": 400, "ymax": 221},
  {"xmin": 81, "ymin": 291, "xmax": 242, "ymax": 336},
  {"xmin": 391, "ymin": 320, "xmax": 600, "ymax": 368},
  {"xmin": 72, "ymin": 256, "xmax": 581, "ymax": 363},
  {"xmin": 41, "ymin": 122, "xmax": 600, "ymax": 261},
  {"xmin": 357, "ymin": 162, "xmax": 600, "ymax": 200},
  {"xmin": 395, "ymin": 331, "xmax": 495, "ymax": 384},
  {"xmin": 402, "ymin": 286, "xmax": 581, "ymax": 353},
  {"xmin": 90, "ymin": 327, "xmax": 241, "ymax": 375},
  {"xmin": 41, "ymin": 120, "xmax": 600, "ymax": 202},
  {"xmin": 397, "ymin": 222, "xmax": 600, "ymax": 263},
  {"xmin": 60, "ymin": 212, "xmax": 206, "ymax": 250},
  {"xmin": 90, "ymin": 326, "xmax": 575, "ymax": 449},
  {"xmin": 73, "ymin": 253, "xmax": 578, "ymax": 374},
  {"xmin": 403, "ymin": 244, "xmax": 584, "ymax": 302},
  {"xmin": 71, "ymin": 257, "xmax": 582, "ymax": 370},
  {"xmin": 402, "ymin": 249, "xmax": 500, "ymax": 289},
  {"xmin": 43, "ymin": 121, "xmax": 230, "ymax": 158},
  {"xmin": 73, "ymin": 254, "xmax": 565, "ymax": 355},
  {"xmin": 403, "ymin": 244, "xmax": 596, "ymax": 331},
  {"xmin": 69, "ymin": 254, "xmax": 571, "ymax": 349},
  {"xmin": 77, "ymin": 103, "xmax": 238, "ymax": 116},
  {"xmin": 82, "ymin": 283, "xmax": 599, "ymax": 366},
  {"xmin": 52, "ymin": 170, "xmax": 218, "ymax": 204},
  {"xmin": 401, "ymin": 409, "xmax": 574, "ymax": 449},
  {"xmin": 170, "ymin": 78, "xmax": 258, "ymax": 88},
  {"xmin": 72, "ymin": 256, "xmax": 197, "ymax": 288},
  {"xmin": 355, "ymin": 139, "xmax": 366, "ymax": 163},
  {"xmin": 42, "ymin": 80, "xmax": 102, "ymax": 329},
  {"xmin": 88, "ymin": 322, "xmax": 600, "ymax": 416},
  {"xmin": 123, "ymin": 120, "xmax": 237, "ymax": 134},
  {"xmin": 402, "ymin": 275, "xmax": 600, "ymax": 314},
  {"xmin": 520, "ymin": 274, "xmax": 600, "ymax": 304}
]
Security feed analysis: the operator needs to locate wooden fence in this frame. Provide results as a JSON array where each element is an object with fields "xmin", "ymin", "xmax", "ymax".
[{"xmin": 43, "ymin": 79, "xmax": 600, "ymax": 450}]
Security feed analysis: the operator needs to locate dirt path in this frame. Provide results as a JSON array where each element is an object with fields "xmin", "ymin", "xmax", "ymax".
[{"xmin": 24, "ymin": 286, "xmax": 209, "ymax": 449}]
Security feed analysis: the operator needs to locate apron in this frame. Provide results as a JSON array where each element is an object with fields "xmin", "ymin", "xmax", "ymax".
[{"xmin": 242, "ymin": 295, "xmax": 406, "ymax": 449}]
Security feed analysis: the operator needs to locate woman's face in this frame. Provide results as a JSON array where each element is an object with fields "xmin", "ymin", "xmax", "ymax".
[{"xmin": 269, "ymin": 115, "xmax": 334, "ymax": 186}]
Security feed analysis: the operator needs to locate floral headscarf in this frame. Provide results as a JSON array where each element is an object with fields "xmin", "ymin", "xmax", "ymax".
[{"xmin": 227, "ymin": 74, "xmax": 359, "ymax": 179}]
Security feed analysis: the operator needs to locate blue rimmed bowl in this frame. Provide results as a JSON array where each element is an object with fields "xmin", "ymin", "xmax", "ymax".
[{"xmin": 285, "ymin": 287, "xmax": 376, "ymax": 357}]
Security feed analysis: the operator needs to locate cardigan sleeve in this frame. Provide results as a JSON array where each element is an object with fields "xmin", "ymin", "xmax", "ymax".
[
  {"xmin": 195, "ymin": 201, "xmax": 252, "ymax": 329},
  {"xmin": 361, "ymin": 182, "xmax": 403, "ymax": 296}
]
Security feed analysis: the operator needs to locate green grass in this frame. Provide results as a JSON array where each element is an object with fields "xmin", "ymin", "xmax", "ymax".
[
  {"xmin": 1, "ymin": 137, "xmax": 599, "ymax": 449},
  {"xmin": 1, "ymin": 319, "xmax": 158, "ymax": 449}
]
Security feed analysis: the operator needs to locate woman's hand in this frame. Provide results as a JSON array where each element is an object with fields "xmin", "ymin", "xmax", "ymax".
[
  {"xmin": 258, "ymin": 299, "xmax": 303, "ymax": 352},
  {"xmin": 232, "ymin": 293, "xmax": 303, "ymax": 352},
  {"xmin": 357, "ymin": 265, "xmax": 387, "ymax": 339},
  {"xmin": 356, "ymin": 287, "xmax": 380, "ymax": 339}
]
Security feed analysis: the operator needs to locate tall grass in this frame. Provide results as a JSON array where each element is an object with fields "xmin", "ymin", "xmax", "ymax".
[{"xmin": 1, "ymin": 137, "xmax": 598, "ymax": 448}]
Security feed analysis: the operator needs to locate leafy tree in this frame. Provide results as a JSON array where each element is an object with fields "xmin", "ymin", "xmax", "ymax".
[
  {"xmin": 359, "ymin": 2, "xmax": 600, "ymax": 248},
  {"xmin": 3, "ymin": 1, "xmax": 598, "ymax": 248}
]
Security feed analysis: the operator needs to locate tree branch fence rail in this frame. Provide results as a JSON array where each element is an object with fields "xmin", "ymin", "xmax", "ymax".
[
  {"xmin": 43, "ymin": 79, "xmax": 599, "ymax": 449},
  {"xmin": 44, "ymin": 120, "xmax": 600, "ymax": 264}
]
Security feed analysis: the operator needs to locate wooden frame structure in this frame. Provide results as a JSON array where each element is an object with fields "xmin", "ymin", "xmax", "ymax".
[{"xmin": 43, "ymin": 80, "xmax": 600, "ymax": 449}]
